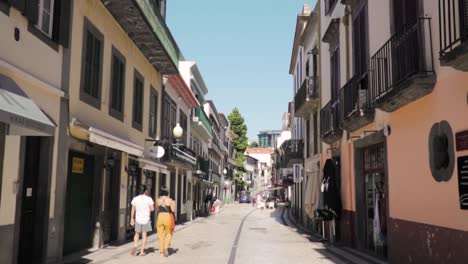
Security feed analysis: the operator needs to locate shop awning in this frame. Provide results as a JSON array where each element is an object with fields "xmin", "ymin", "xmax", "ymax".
[
  {"xmin": 0, "ymin": 74, "xmax": 55, "ymax": 136},
  {"xmin": 139, "ymin": 158, "xmax": 167, "ymax": 172},
  {"xmin": 70, "ymin": 118, "xmax": 144, "ymax": 157}
]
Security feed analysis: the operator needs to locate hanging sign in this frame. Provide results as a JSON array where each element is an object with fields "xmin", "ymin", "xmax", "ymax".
[
  {"xmin": 293, "ymin": 163, "xmax": 303, "ymax": 183},
  {"xmin": 72, "ymin": 157, "xmax": 84, "ymax": 174},
  {"xmin": 456, "ymin": 130, "xmax": 468, "ymax": 152},
  {"xmin": 458, "ymin": 156, "xmax": 468, "ymax": 210},
  {"xmin": 148, "ymin": 145, "xmax": 165, "ymax": 159}
]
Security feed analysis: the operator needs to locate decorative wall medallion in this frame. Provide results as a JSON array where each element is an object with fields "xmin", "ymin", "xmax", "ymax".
[
  {"xmin": 455, "ymin": 130, "xmax": 468, "ymax": 151},
  {"xmin": 428, "ymin": 121, "xmax": 455, "ymax": 182}
]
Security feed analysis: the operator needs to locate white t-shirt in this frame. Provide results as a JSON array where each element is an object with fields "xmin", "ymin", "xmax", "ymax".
[{"xmin": 131, "ymin": 195, "xmax": 154, "ymax": 224}]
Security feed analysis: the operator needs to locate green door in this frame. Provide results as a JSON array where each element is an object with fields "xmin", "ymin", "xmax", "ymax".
[{"xmin": 63, "ymin": 151, "xmax": 95, "ymax": 255}]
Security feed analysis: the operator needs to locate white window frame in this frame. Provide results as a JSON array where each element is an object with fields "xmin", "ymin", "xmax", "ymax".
[{"xmin": 36, "ymin": 0, "xmax": 55, "ymax": 37}]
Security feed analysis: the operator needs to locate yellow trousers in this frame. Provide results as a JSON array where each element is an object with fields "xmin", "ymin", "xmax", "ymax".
[{"xmin": 157, "ymin": 213, "xmax": 172, "ymax": 253}]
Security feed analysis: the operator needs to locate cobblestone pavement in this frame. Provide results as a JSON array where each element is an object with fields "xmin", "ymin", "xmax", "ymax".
[{"xmin": 64, "ymin": 203, "xmax": 384, "ymax": 264}]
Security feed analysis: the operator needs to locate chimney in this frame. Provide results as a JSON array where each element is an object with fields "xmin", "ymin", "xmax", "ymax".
[{"xmin": 302, "ymin": 3, "xmax": 311, "ymax": 15}]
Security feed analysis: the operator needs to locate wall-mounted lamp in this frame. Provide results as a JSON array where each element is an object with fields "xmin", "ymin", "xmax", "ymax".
[
  {"xmin": 347, "ymin": 136, "xmax": 360, "ymax": 144},
  {"xmin": 383, "ymin": 125, "xmax": 392, "ymax": 137},
  {"xmin": 360, "ymin": 130, "xmax": 378, "ymax": 139}
]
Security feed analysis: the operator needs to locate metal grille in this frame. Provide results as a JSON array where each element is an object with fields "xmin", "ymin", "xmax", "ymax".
[{"xmin": 364, "ymin": 143, "xmax": 385, "ymax": 173}]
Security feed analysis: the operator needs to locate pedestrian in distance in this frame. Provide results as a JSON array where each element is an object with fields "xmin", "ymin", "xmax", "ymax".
[
  {"xmin": 156, "ymin": 189, "xmax": 176, "ymax": 257},
  {"xmin": 130, "ymin": 185, "xmax": 155, "ymax": 256}
]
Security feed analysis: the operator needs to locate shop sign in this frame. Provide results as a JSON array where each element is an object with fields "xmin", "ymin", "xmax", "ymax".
[
  {"xmin": 72, "ymin": 157, "xmax": 84, "ymax": 174},
  {"xmin": 293, "ymin": 163, "xmax": 303, "ymax": 183},
  {"xmin": 456, "ymin": 130, "xmax": 468, "ymax": 152},
  {"xmin": 458, "ymin": 156, "xmax": 468, "ymax": 210}
]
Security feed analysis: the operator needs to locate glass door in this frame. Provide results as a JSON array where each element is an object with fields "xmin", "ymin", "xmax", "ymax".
[{"xmin": 363, "ymin": 143, "xmax": 387, "ymax": 259}]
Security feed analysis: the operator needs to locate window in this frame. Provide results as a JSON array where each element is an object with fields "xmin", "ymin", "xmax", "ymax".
[
  {"xmin": 162, "ymin": 92, "xmax": 177, "ymax": 141},
  {"xmin": 183, "ymin": 175, "xmax": 187, "ymax": 202},
  {"xmin": 306, "ymin": 59, "xmax": 310, "ymax": 77},
  {"xmin": 149, "ymin": 87, "xmax": 158, "ymax": 138},
  {"xmin": 179, "ymin": 110, "xmax": 188, "ymax": 145},
  {"xmin": 36, "ymin": 0, "xmax": 55, "ymax": 37},
  {"xmin": 330, "ymin": 46, "xmax": 340, "ymax": 101},
  {"xmin": 325, "ymin": 0, "xmax": 338, "ymax": 15},
  {"xmin": 160, "ymin": 173, "xmax": 167, "ymax": 190},
  {"xmin": 109, "ymin": 48, "xmax": 126, "ymax": 121},
  {"xmin": 353, "ymin": 3, "xmax": 368, "ymax": 78},
  {"xmin": 312, "ymin": 49, "xmax": 318, "ymax": 77},
  {"xmin": 306, "ymin": 119, "xmax": 310, "ymax": 158},
  {"xmin": 313, "ymin": 113, "xmax": 318, "ymax": 154},
  {"xmin": 132, "ymin": 70, "xmax": 144, "ymax": 130},
  {"xmin": 80, "ymin": 19, "xmax": 103, "ymax": 109}
]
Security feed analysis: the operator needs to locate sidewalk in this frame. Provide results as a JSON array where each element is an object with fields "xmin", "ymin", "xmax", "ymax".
[
  {"xmin": 283, "ymin": 207, "xmax": 387, "ymax": 264},
  {"xmin": 63, "ymin": 204, "xmax": 234, "ymax": 264}
]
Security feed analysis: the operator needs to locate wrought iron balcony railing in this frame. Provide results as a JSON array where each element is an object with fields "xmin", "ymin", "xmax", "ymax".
[
  {"xmin": 339, "ymin": 73, "xmax": 375, "ymax": 132},
  {"xmin": 369, "ymin": 18, "xmax": 435, "ymax": 112},
  {"xmin": 439, "ymin": 0, "xmax": 468, "ymax": 70},
  {"xmin": 278, "ymin": 140, "xmax": 303, "ymax": 168},
  {"xmin": 294, "ymin": 76, "xmax": 320, "ymax": 117},
  {"xmin": 320, "ymin": 99, "xmax": 343, "ymax": 144},
  {"xmin": 439, "ymin": 0, "xmax": 468, "ymax": 55}
]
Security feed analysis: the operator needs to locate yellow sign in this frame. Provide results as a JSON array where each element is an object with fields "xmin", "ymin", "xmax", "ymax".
[{"xmin": 72, "ymin": 157, "xmax": 85, "ymax": 174}]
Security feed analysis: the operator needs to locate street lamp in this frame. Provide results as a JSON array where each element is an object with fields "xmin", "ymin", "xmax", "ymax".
[
  {"xmin": 223, "ymin": 168, "xmax": 228, "ymax": 175},
  {"xmin": 173, "ymin": 123, "xmax": 183, "ymax": 141}
]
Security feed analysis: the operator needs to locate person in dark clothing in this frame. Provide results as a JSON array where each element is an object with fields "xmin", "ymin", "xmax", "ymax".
[{"xmin": 317, "ymin": 159, "xmax": 342, "ymax": 220}]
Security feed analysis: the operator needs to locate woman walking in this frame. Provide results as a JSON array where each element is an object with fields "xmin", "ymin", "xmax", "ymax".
[{"xmin": 156, "ymin": 190, "xmax": 176, "ymax": 257}]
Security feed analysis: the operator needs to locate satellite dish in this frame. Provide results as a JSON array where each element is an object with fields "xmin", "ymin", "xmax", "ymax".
[{"xmin": 148, "ymin": 145, "xmax": 165, "ymax": 159}]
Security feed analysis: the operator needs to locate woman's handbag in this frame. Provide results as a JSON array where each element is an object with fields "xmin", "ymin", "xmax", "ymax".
[{"xmin": 169, "ymin": 213, "xmax": 175, "ymax": 234}]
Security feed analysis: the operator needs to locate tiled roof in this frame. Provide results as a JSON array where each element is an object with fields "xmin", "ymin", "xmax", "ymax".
[{"xmin": 245, "ymin": 147, "xmax": 274, "ymax": 155}]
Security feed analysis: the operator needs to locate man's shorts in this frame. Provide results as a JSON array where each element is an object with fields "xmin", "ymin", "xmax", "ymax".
[{"xmin": 135, "ymin": 222, "xmax": 152, "ymax": 233}]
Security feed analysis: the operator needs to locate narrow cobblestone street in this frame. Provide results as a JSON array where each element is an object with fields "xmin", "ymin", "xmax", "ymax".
[{"xmin": 63, "ymin": 204, "xmax": 384, "ymax": 264}]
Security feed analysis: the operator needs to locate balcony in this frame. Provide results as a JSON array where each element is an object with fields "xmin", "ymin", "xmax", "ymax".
[
  {"xmin": 195, "ymin": 157, "xmax": 210, "ymax": 181},
  {"xmin": 101, "ymin": 0, "xmax": 180, "ymax": 74},
  {"xmin": 369, "ymin": 18, "xmax": 435, "ymax": 112},
  {"xmin": 339, "ymin": 74, "xmax": 375, "ymax": 132},
  {"xmin": 278, "ymin": 140, "xmax": 303, "ymax": 168},
  {"xmin": 294, "ymin": 77, "xmax": 320, "ymax": 118},
  {"xmin": 320, "ymin": 100, "xmax": 343, "ymax": 144},
  {"xmin": 163, "ymin": 144, "xmax": 197, "ymax": 170},
  {"xmin": 439, "ymin": 0, "xmax": 468, "ymax": 70},
  {"xmin": 193, "ymin": 108, "xmax": 212, "ymax": 136}
]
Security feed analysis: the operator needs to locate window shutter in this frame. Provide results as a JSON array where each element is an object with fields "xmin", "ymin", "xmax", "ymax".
[
  {"xmin": 52, "ymin": 0, "xmax": 71, "ymax": 47},
  {"xmin": 25, "ymin": 0, "xmax": 38, "ymax": 24},
  {"xmin": 9, "ymin": 0, "xmax": 25, "ymax": 13}
]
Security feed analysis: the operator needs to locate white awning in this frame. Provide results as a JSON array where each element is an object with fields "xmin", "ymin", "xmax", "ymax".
[
  {"xmin": 89, "ymin": 127, "xmax": 144, "ymax": 157},
  {"xmin": 139, "ymin": 158, "xmax": 167, "ymax": 172},
  {"xmin": 0, "ymin": 74, "xmax": 55, "ymax": 136},
  {"xmin": 70, "ymin": 118, "xmax": 144, "ymax": 157}
]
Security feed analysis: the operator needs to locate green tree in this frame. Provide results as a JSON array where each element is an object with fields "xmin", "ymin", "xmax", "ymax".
[
  {"xmin": 249, "ymin": 141, "xmax": 259, "ymax": 148},
  {"xmin": 228, "ymin": 108, "xmax": 249, "ymax": 197}
]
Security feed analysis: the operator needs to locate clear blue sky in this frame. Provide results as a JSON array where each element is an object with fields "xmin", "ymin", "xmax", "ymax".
[{"xmin": 167, "ymin": 1, "xmax": 315, "ymax": 141}]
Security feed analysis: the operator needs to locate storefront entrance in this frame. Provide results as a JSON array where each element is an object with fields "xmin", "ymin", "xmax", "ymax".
[
  {"xmin": 64, "ymin": 151, "xmax": 95, "ymax": 255},
  {"xmin": 145, "ymin": 170, "xmax": 157, "ymax": 225},
  {"xmin": 17, "ymin": 137, "xmax": 53, "ymax": 263},
  {"xmin": 102, "ymin": 151, "xmax": 121, "ymax": 244},
  {"xmin": 356, "ymin": 142, "xmax": 388, "ymax": 259},
  {"xmin": 126, "ymin": 158, "xmax": 141, "ymax": 238}
]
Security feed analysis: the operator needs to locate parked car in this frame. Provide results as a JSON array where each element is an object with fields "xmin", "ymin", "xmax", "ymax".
[{"xmin": 239, "ymin": 192, "xmax": 251, "ymax": 203}]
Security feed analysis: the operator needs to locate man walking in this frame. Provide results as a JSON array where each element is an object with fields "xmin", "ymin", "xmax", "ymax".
[{"xmin": 130, "ymin": 185, "xmax": 154, "ymax": 256}]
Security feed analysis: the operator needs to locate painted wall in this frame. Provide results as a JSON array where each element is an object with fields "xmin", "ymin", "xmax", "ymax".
[
  {"xmin": 68, "ymin": 0, "xmax": 163, "ymax": 147},
  {"xmin": 0, "ymin": 6, "xmax": 64, "ymax": 264}
]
